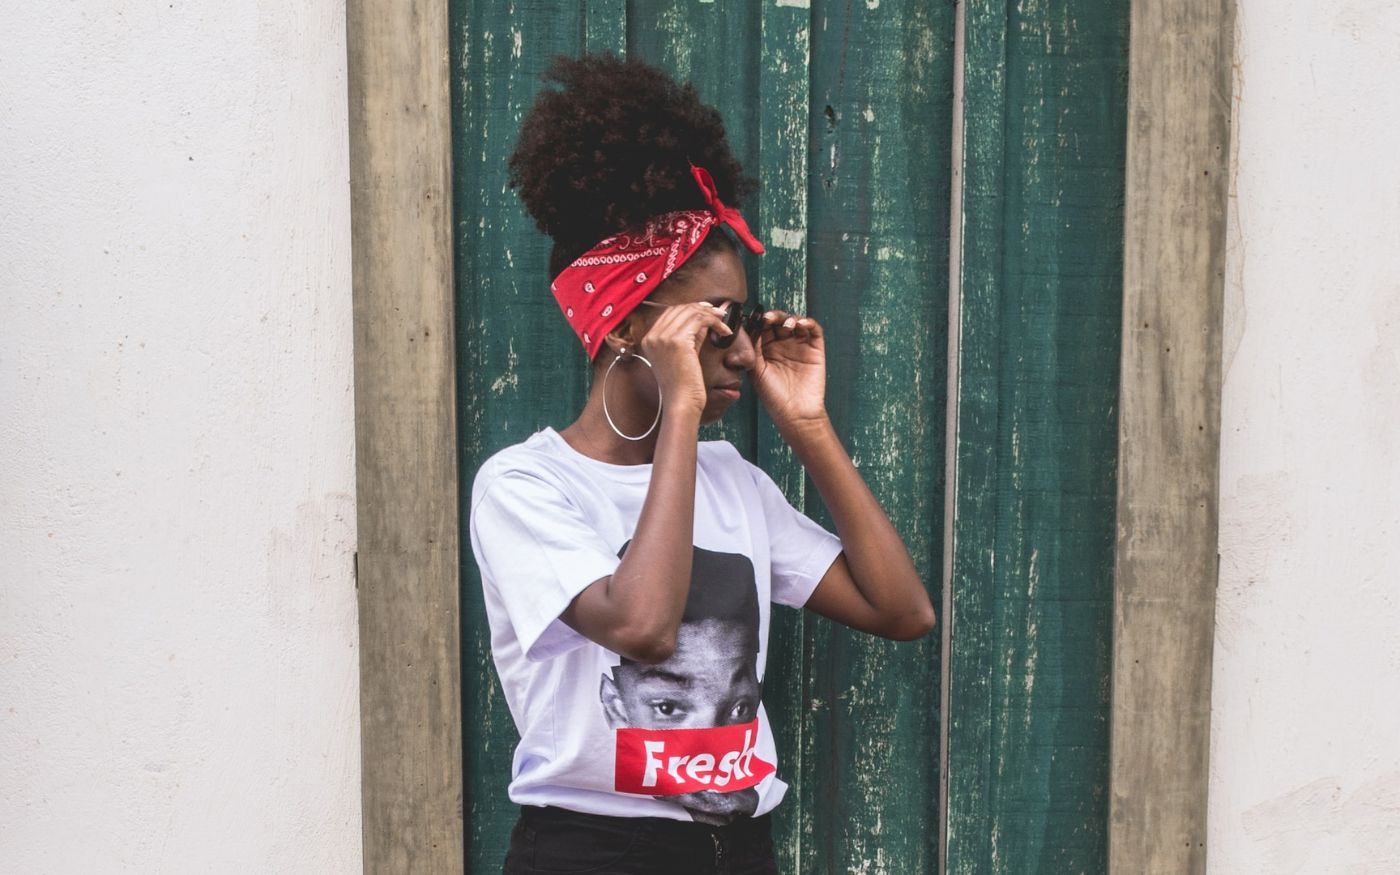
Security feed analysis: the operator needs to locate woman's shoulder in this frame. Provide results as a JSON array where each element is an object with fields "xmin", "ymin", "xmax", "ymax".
[{"xmin": 471, "ymin": 429, "xmax": 574, "ymax": 502}]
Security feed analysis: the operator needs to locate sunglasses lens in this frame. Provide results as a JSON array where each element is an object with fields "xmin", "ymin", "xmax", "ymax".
[
  {"xmin": 709, "ymin": 302, "xmax": 761, "ymax": 349},
  {"xmin": 727, "ymin": 304, "xmax": 745, "ymax": 332},
  {"xmin": 744, "ymin": 306, "xmax": 764, "ymax": 336}
]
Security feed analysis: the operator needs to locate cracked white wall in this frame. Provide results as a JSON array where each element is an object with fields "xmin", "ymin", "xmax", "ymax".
[
  {"xmin": 1212, "ymin": 0, "xmax": 1400, "ymax": 871},
  {"xmin": 0, "ymin": 2, "xmax": 363, "ymax": 871}
]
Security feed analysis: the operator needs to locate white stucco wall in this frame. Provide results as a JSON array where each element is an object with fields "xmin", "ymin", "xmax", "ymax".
[
  {"xmin": 1212, "ymin": 0, "xmax": 1400, "ymax": 871},
  {"xmin": 0, "ymin": 2, "xmax": 362, "ymax": 872}
]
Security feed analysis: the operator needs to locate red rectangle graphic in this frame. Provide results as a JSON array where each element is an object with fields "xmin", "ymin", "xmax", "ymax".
[{"xmin": 613, "ymin": 720, "xmax": 775, "ymax": 796}]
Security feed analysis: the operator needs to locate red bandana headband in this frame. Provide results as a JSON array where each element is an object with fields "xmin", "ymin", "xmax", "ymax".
[{"xmin": 551, "ymin": 163, "xmax": 766, "ymax": 359}]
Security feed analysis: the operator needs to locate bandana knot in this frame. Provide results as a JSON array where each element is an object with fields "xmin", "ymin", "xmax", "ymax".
[{"xmin": 688, "ymin": 163, "xmax": 765, "ymax": 255}]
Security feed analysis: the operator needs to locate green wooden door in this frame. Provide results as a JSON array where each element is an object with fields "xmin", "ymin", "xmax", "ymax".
[
  {"xmin": 945, "ymin": 1, "xmax": 1129, "ymax": 871},
  {"xmin": 451, "ymin": 1, "xmax": 1125, "ymax": 872}
]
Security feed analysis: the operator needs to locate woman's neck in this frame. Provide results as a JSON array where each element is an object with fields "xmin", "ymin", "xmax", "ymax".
[{"xmin": 559, "ymin": 390, "xmax": 662, "ymax": 466}]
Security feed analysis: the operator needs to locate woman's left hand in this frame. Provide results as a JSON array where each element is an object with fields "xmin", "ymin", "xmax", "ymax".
[{"xmin": 751, "ymin": 310, "xmax": 828, "ymax": 433}]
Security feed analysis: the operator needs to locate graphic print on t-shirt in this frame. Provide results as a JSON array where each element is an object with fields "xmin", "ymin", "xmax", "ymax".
[{"xmin": 599, "ymin": 544, "xmax": 774, "ymax": 825}]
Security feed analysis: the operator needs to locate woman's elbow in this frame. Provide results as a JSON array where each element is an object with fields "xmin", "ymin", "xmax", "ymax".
[
  {"xmin": 883, "ymin": 602, "xmax": 937, "ymax": 641},
  {"xmin": 613, "ymin": 625, "xmax": 677, "ymax": 664}
]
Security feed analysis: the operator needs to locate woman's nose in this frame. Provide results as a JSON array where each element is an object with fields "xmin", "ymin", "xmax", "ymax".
[{"xmin": 724, "ymin": 326, "xmax": 757, "ymax": 370}]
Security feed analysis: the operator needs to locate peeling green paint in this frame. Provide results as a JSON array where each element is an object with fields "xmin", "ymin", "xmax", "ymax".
[
  {"xmin": 945, "ymin": 0, "xmax": 1127, "ymax": 872},
  {"xmin": 452, "ymin": 3, "xmax": 595, "ymax": 870},
  {"xmin": 453, "ymin": 2, "xmax": 951, "ymax": 871},
  {"xmin": 448, "ymin": 0, "xmax": 1123, "ymax": 870}
]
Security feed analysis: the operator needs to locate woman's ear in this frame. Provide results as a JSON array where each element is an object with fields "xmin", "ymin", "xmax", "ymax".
[{"xmin": 603, "ymin": 312, "xmax": 644, "ymax": 356}]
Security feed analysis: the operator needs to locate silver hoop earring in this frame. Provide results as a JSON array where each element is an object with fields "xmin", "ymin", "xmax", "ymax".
[{"xmin": 602, "ymin": 348, "xmax": 662, "ymax": 441}]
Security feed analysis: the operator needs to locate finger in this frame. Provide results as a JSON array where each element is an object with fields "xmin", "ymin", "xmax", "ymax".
[
  {"xmin": 678, "ymin": 302, "xmax": 729, "ymax": 326},
  {"xmin": 770, "ymin": 314, "xmax": 798, "ymax": 340},
  {"xmin": 771, "ymin": 314, "xmax": 821, "ymax": 342},
  {"xmin": 672, "ymin": 304, "xmax": 732, "ymax": 349},
  {"xmin": 653, "ymin": 302, "xmax": 731, "ymax": 338},
  {"xmin": 694, "ymin": 303, "xmax": 733, "ymax": 336}
]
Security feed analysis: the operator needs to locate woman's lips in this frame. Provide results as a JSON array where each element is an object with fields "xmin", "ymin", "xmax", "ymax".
[{"xmin": 713, "ymin": 384, "xmax": 742, "ymax": 401}]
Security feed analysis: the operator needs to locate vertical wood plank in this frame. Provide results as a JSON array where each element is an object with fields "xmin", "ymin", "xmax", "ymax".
[
  {"xmin": 346, "ymin": 0, "xmax": 464, "ymax": 871},
  {"xmin": 945, "ymin": 0, "xmax": 1008, "ymax": 866},
  {"xmin": 1110, "ymin": 0, "xmax": 1234, "ymax": 870},
  {"xmin": 756, "ymin": 3, "xmax": 817, "ymax": 868},
  {"xmin": 449, "ymin": 2, "xmax": 603, "ymax": 870},
  {"xmin": 804, "ymin": 1, "xmax": 954, "ymax": 872},
  {"xmin": 626, "ymin": 0, "xmax": 763, "ymax": 457},
  {"xmin": 754, "ymin": 2, "xmax": 813, "ymax": 871},
  {"xmin": 948, "ymin": 0, "xmax": 1130, "ymax": 871},
  {"xmin": 584, "ymin": 0, "xmax": 626, "ymax": 55}
]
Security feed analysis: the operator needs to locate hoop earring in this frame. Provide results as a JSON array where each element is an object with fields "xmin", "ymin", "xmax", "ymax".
[{"xmin": 602, "ymin": 348, "xmax": 662, "ymax": 441}]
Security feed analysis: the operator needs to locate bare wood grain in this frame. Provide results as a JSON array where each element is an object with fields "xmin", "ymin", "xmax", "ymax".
[
  {"xmin": 346, "ymin": 0, "xmax": 463, "ymax": 871},
  {"xmin": 1111, "ymin": 0, "xmax": 1235, "ymax": 871}
]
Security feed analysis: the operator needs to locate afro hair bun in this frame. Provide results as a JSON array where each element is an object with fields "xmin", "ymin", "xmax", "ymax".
[{"xmin": 507, "ymin": 53, "xmax": 757, "ymax": 262}]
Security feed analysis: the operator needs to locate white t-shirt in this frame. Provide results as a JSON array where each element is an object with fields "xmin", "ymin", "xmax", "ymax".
[{"xmin": 469, "ymin": 427, "xmax": 843, "ymax": 823}]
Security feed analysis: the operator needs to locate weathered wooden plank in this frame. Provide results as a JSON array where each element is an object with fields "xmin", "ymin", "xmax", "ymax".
[
  {"xmin": 626, "ymin": 0, "xmax": 763, "ymax": 457},
  {"xmin": 753, "ymin": 2, "xmax": 813, "ymax": 871},
  {"xmin": 584, "ymin": 0, "xmax": 625, "ymax": 55},
  {"xmin": 347, "ymin": 0, "xmax": 464, "ymax": 870},
  {"xmin": 1110, "ymin": 0, "xmax": 1233, "ymax": 870},
  {"xmin": 802, "ymin": 1, "xmax": 954, "ymax": 872},
  {"xmin": 945, "ymin": 1, "xmax": 1009, "ymax": 866},
  {"xmin": 948, "ymin": 0, "xmax": 1130, "ymax": 871},
  {"xmin": 450, "ymin": 2, "xmax": 601, "ymax": 870}
]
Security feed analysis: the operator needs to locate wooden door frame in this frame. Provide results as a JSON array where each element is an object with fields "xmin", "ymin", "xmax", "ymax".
[
  {"xmin": 347, "ymin": 0, "xmax": 464, "ymax": 872},
  {"xmin": 344, "ymin": 0, "xmax": 1234, "ymax": 871},
  {"xmin": 1108, "ymin": 0, "xmax": 1235, "ymax": 871}
]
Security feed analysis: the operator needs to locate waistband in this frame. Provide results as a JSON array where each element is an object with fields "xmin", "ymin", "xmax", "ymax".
[{"xmin": 518, "ymin": 804, "xmax": 773, "ymax": 839}]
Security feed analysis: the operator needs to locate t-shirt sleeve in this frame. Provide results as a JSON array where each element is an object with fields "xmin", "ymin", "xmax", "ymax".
[
  {"xmin": 469, "ymin": 468, "xmax": 620, "ymax": 662},
  {"xmin": 743, "ymin": 460, "xmax": 844, "ymax": 608}
]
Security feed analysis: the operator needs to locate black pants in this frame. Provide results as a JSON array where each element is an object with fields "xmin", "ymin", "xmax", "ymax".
[{"xmin": 502, "ymin": 805, "xmax": 780, "ymax": 875}]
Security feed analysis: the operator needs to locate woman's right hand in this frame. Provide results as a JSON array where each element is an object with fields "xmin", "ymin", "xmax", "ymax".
[{"xmin": 637, "ymin": 302, "xmax": 732, "ymax": 418}]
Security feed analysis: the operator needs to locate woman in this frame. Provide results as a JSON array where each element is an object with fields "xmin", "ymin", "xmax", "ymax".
[{"xmin": 470, "ymin": 53, "xmax": 935, "ymax": 874}]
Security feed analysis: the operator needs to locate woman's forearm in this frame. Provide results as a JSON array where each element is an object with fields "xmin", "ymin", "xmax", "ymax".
[{"xmin": 782, "ymin": 416, "xmax": 934, "ymax": 632}]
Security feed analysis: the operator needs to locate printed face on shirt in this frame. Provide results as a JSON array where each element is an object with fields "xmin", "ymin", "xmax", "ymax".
[
  {"xmin": 601, "ymin": 620, "xmax": 761, "ymax": 729},
  {"xmin": 601, "ymin": 621, "xmax": 763, "ymax": 824},
  {"xmin": 601, "ymin": 544, "xmax": 764, "ymax": 824}
]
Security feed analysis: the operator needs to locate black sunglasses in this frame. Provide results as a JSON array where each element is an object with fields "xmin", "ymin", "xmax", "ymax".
[{"xmin": 637, "ymin": 300, "xmax": 766, "ymax": 349}]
